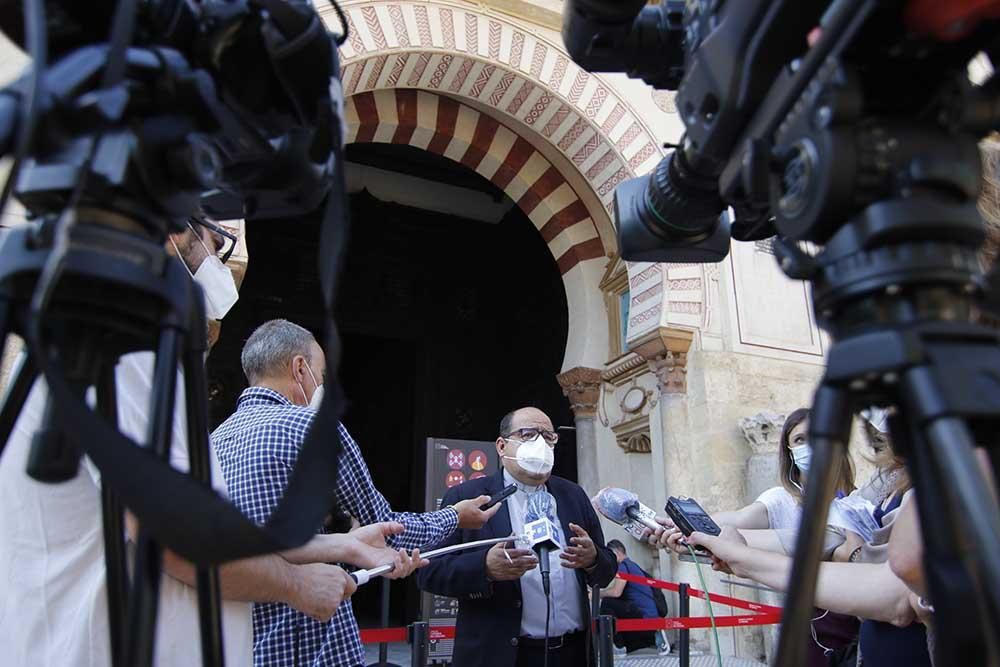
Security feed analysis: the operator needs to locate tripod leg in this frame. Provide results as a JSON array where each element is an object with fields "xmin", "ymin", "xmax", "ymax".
[
  {"xmin": 909, "ymin": 414, "xmax": 1000, "ymax": 664},
  {"xmin": 123, "ymin": 329, "xmax": 181, "ymax": 667},
  {"xmin": 774, "ymin": 383, "xmax": 853, "ymax": 667},
  {"xmin": 0, "ymin": 346, "xmax": 38, "ymax": 460},
  {"xmin": 182, "ymin": 341, "xmax": 225, "ymax": 667},
  {"xmin": 97, "ymin": 364, "xmax": 126, "ymax": 667}
]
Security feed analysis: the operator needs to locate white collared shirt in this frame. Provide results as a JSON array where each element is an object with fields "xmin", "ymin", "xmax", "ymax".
[{"xmin": 503, "ymin": 469, "xmax": 585, "ymax": 638}]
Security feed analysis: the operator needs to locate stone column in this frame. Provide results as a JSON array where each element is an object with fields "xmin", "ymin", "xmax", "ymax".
[
  {"xmin": 630, "ymin": 328, "xmax": 693, "ymax": 584},
  {"xmin": 738, "ymin": 411, "xmax": 786, "ymax": 503},
  {"xmin": 556, "ymin": 367, "xmax": 602, "ymax": 496}
]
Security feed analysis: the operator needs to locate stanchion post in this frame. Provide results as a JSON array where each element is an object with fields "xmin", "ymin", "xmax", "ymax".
[
  {"xmin": 591, "ymin": 585, "xmax": 601, "ymax": 662},
  {"xmin": 597, "ymin": 615, "xmax": 615, "ymax": 667},
  {"xmin": 409, "ymin": 621, "xmax": 429, "ymax": 667},
  {"xmin": 679, "ymin": 583, "xmax": 690, "ymax": 667}
]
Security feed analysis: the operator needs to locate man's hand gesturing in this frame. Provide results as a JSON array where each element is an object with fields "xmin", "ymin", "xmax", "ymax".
[{"xmin": 485, "ymin": 541, "xmax": 537, "ymax": 581}]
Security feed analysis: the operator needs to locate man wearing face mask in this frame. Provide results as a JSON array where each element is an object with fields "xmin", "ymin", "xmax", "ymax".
[
  {"xmin": 0, "ymin": 219, "xmax": 406, "ymax": 666},
  {"xmin": 416, "ymin": 407, "xmax": 617, "ymax": 667},
  {"xmin": 212, "ymin": 318, "xmax": 500, "ymax": 666}
]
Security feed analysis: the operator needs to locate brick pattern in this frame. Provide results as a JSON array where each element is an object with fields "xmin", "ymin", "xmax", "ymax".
[
  {"xmin": 361, "ymin": 6, "xmax": 387, "ymax": 50},
  {"xmin": 509, "ymin": 31, "xmax": 525, "ymax": 69},
  {"xmin": 388, "ymin": 5, "xmax": 408, "ymax": 47},
  {"xmin": 448, "ymin": 58, "xmax": 475, "ymax": 93},
  {"xmin": 406, "ymin": 52, "xmax": 431, "ymax": 87},
  {"xmin": 524, "ymin": 91, "xmax": 554, "ymax": 126},
  {"xmin": 468, "ymin": 64, "xmax": 495, "ymax": 99},
  {"xmin": 413, "ymin": 5, "xmax": 432, "ymax": 46}
]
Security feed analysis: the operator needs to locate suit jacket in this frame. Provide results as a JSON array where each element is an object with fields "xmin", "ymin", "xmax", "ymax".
[{"xmin": 416, "ymin": 470, "xmax": 617, "ymax": 667}]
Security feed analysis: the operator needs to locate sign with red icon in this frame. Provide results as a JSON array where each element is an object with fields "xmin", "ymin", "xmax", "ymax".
[
  {"xmin": 469, "ymin": 472, "xmax": 486, "ymax": 480},
  {"xmin": 469, "ymin": 450, "xmax": 487, "ymax": 471},
  {"xmin": 446, "ymin": 449, "xmax": 465, "ymax": 470},
  {"xmin": 445, "ymin": 470, "xmax": 466, "ymax": 488}
]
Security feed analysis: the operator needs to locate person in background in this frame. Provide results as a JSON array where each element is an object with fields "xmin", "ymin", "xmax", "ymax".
[
  {"xmin": 648, "ymin": 408, "xmax": 860, "ymax": 665},
  {"xmin": 600, "ymin": 539, "xmax": 670, "ymax": 656},
  {"xmin": 212, "ymin": 318, "xmax": 501, "ymax": 666}
]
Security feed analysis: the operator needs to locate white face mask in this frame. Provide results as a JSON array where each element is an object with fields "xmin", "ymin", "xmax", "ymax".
[
  {"xmin": 790, "ymin": 444, "xmax": 812, "ymax": 473},
  {"xmin": 504, "ymin": 435, "xmax": 554, "ymax": 476},
  {"xmin": 297, "ymin": 363, "xmax": 323, "ymax": 409},
  {"xmin": 172, "ymin": 233, "xmax": 239, "ymax": 320}
]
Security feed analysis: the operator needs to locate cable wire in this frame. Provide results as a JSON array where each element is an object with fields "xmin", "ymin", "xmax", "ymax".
[{"xmin": 686, "ymin": 543, "xmax": 723, "ymax": 667}]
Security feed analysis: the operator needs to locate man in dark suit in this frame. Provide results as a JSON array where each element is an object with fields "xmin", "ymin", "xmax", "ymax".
[{"xmin": 417, "ymin": 407, "xmax": 617, "ymax": 666}]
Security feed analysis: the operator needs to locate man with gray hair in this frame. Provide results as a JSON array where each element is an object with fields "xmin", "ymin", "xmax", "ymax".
[{"xmin": 213, "ymin": 318, "xmax": 501, "ymax": 666}]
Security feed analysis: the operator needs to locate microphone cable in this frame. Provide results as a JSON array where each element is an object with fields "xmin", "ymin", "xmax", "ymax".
[{"xmin": 686, "ymin": 543, "xmax": 723, "ymax": 667}]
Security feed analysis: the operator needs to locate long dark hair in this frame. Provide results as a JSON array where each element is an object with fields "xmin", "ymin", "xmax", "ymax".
[{"xmin": 779, "ymin": 408, "xmax": 855, "ymax": 502}]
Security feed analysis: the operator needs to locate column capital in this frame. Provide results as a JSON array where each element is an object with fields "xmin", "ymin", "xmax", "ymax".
[
  {"xmin": 630, "ymin": 327, "xmax": 694, "ymax": 395},
  {"xmin": 556, "ymin": 366, "xmax": 603, "ymax": 418}
]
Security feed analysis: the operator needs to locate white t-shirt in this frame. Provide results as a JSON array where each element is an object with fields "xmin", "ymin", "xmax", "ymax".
[
  {"xmin": 754, "ymin": 486, "xmax": 802, "ymax": 530},
  {"xmin": 0, "ymin": 352, "xmax": 252, "ymax": 666}
]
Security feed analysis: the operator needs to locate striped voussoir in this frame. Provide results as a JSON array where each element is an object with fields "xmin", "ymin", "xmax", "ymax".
[
  {"xmin": 322, "ymin": 1, "xmax": 665, "ymax": 232},
  {"xmin": 346, "ymin": 89, "xmax": 604, "ymax": 275}
]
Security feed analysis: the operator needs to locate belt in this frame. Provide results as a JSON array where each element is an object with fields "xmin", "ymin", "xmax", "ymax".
[{"xmin": 518, "ymin": 630, "xmax": 586, "ymax": 651}]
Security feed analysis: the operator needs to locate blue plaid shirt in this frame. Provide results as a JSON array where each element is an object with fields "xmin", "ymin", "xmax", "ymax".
[{"xmin": 212, "ymin": 387, "xmax": 459, "ymax": 667}]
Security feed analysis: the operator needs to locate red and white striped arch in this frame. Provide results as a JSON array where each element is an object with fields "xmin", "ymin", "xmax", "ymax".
[
  {"xmin": 323, "ymin": 1, "xmax": 664, "ymax": 216},
  {"xmin": 318, "ymin": 1, "xmax": 687, "ymax": 368},
  {"xmin": 346, "ymin": 89, "xmax": 605, "ymax": 275}
]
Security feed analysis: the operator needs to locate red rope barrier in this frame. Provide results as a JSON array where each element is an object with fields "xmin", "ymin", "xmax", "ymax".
[
  {"xmin": 359, "ymin": 573, "xmax": 782, "ymax": 644},
  {"xmin": 615, "ymin": 572, "xmax": 783, "ymax": 615},
  {"xmin": 359, "ymin": 628, "xmax": 408, "ymax": 644},
  {"xmin": 617, "ymin": 614, "xmax": 781, "ymax": 631}
]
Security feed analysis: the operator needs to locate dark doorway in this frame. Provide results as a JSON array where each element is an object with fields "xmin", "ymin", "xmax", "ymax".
[{"xmin": 207, "ymin": 142, "xmax": 574, "ymax": 628}]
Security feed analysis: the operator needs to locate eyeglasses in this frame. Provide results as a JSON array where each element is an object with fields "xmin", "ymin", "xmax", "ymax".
[
  {"xmin": 189, "ymin": 216, "xmax": 238, "ymax": 264},
  {"xmin": 503, "ymin": 427, "xmax": 559, "ymax": 445}
]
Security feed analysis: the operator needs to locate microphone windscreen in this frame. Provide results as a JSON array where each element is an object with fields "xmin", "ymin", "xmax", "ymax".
[
  {"xmin": 594, "ymin": 487, "xmax": 639, "ymax": 524},
  {"xmin": 525, "ymin": 490, "xmax": 555, "ymax": 523}
]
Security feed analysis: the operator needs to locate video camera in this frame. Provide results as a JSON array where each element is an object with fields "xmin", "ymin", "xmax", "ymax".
[
  {"xmin": 564, "ymin": 1, "xmax": 1000, "ymax": 665},
  {"xmin": 563, "ymin": 0, "xmax": 1000, "ymax": 263}
]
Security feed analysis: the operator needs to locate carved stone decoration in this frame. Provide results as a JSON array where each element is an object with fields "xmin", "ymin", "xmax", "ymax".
[
  {"xmin": 738, "ymin": 411, "xmax": 787, "ymax": 455},
  {"xmin": 620, "ymin": 386, "xmax": 648, "ymax": 414},
  {"xmin": 647, "ymin": 352, "xmax": 688, "ymax": 394},
  {"xmin": 556, "ymin": 366, "xmax": 603, "ymax": 418},
  {"xmin": 612, "ymin": 418, "xmax": 652, "ymax": 453},
  {"xmin": 630, "ymin": 326, "xmax": 694, "ymax": 395}
]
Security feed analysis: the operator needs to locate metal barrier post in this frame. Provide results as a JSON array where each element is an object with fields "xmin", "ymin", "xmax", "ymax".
[
  {"xmin": 597, "ymin": 615, "xmax": 615, "ymax": 667},
  {"xmin": 367, "ymin": 578, "xmax": 401, "ymax": 667},
  {"xmin": 409, "ymin": 621, "xmax": 429, "ymax": 667},
  {"xmin": 679, "ymin": 583, "xmax": 690, "ymax": 667},
  {"xmin": 591, "ymin": 585, "xmax": 601, "ymax": 662}
]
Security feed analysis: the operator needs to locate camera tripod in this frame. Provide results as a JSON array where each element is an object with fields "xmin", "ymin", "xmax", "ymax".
[
  {"xmin": 0, "ymin": 209, "xmax": 229, "ymax": 666},
  {"xmin": 0, "ymin": 2, "xmax": 353, "ymax": 665},
  {"xmin": 775, "ymin": 192, "xmax": 1000, "ymax": 665}
]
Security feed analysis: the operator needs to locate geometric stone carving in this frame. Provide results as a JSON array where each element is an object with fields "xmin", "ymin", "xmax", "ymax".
[
  {"xmin": 556, "ymin": 366, "xmax": 603, "ymax": 418},
  {"xmin": 738, "ymin": 411, "xmax": 787, "ymax": 455},
  {"xmin": 630, "ymin": 326, "xmax": 694, "ymax": 395}
]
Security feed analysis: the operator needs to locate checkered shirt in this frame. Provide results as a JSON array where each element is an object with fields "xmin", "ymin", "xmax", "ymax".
[{"xmin": 212, "ymin": 387, "xmax": 459, "ymax": 667}]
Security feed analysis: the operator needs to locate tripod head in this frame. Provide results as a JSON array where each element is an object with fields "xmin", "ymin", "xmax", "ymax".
[{"xmin": 0, "ymin": 0, "xmax": 352, "ymax": 564}]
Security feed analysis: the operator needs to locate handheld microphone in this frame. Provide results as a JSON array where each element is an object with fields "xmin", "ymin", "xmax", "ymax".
[
  {"xmin": 524, "ymin": 491, "xmax": 562, "ymax": 595},
  {"xmin": 348, "ymin": 535, "xmax": 516, "ymax": 586},
  {"xmin": 592, "ymin": 487, "xmax": 661, "ymax": 540}
]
